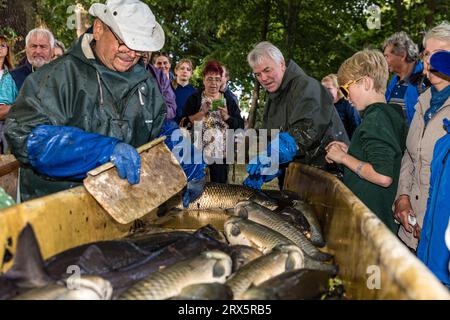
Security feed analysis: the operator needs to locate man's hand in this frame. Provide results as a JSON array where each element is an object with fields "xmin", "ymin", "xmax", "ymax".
[
  {"xmin": 394, "ymin": 195, "xmax": 414, "ymax": 233},
  {"xmin": 110, "ymin": 143, "xmax": 141, "ymax": 185},
  {"xmin": 183, "ymin": 177, "xmax": 206, "ymax": 208}
]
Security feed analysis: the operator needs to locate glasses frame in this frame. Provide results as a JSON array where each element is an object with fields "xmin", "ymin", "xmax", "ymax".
[
  {"xmin": 204, "ymin": 76, "xmax": 222, "ymax": 83},
  {"xmin": 0, "ymin": 43, "xmax": 8, "ymax": 49},
  {"xmin": 339, "ymin": 77, "xmax": 364, "ymax": 99},
  {"xmin": 105, "ymin": 25, "xmax": 145, "ymax": 58}
]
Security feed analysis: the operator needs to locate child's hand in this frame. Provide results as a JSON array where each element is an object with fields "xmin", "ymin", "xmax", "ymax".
[{"xmin": 325, "ymin": 144, "xmax": 347, "ymax": 164}]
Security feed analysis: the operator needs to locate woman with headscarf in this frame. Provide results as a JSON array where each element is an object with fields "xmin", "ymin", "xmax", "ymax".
[{"xmin": 394, "ymin": 22, "xmax": 450, "ymax": 252}]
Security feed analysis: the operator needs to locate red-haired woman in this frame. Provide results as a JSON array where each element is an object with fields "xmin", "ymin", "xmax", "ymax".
[{"xmin": 183, "ymin": 60, "xmax": 244, "ymax": 183}]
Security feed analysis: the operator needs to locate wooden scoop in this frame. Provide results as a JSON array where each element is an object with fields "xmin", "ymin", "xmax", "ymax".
[{"xmin": 84, "ymin": 137, "xmax": 187, "ymax": 224}]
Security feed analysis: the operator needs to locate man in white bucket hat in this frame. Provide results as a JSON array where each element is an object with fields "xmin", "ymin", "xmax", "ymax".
[{"xmin": 5, "ymin": 0, "xmax": 206, "ymax": 203}]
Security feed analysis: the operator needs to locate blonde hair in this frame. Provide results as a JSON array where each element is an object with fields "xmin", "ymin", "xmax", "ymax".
[
  {"xmin": 173, "ymin": 58, "xmax": 194, "ymax": 89},
  {"xmin": 321, "ymin": 74, "xmax": 339, "ymax": 87},
  {"xmin": 337, "ymin": 49, "xmax": 389, "ymax": 95},
  {"xmin": 321, "ymin": 74, "xmax": 343, "ymax": 99}
]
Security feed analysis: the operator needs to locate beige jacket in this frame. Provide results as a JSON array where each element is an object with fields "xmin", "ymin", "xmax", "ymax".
[{"xmin": 396, "ymin": 88, "xmax": 450, "ymax": 249}]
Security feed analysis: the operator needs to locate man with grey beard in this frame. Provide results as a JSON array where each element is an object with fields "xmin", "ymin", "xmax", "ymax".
[{"xmin": 11, "ymin": 28, "xmax": 54, "ymax": 92}]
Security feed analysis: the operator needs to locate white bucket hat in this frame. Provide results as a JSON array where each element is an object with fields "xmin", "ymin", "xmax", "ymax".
[{"xmin": 89, "ymin": 0, "xmax": 165, "ymax": 52}]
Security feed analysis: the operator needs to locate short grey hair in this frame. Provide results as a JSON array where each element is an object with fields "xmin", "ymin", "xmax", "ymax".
[
  {"xmin": 423, "ymin": 21, "xmax": 450, "ymax": 48},
  {"xmin": 247, "ymin": 41, "xmax": 285, "ymax": 68},
  {"xmin": 382, "ymin": 31, "xmax": 419, "ymax": 63},
  {"xmin": 25, "ymin": 28, "xmax": 55, "ymax": 48}
]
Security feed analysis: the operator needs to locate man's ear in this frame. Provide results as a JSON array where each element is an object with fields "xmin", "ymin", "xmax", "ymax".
[
  {"xmin": 92, "ymin": 19, "xmax": 105, "ymax": 41},
  {"xmin": 280, "ymin": 60, "xmax": 286, "ymax": 72}
]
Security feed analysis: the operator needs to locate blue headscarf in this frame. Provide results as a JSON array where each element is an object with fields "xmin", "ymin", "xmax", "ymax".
[{"xmin": 424, "ymin": 85, "xmax": 450, "ymax": 126}]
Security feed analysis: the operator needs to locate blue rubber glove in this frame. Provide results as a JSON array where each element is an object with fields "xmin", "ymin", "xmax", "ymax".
[
  {"xmin": 244, "ymin": 132, "xmax": 298, "ymax": 189},
  {"xmin": 243, "ymin": 171, "xmax": 280, "ymax": 190},
  {"xmin": 182, "ymin": 176, "xmax": 206, "ymax": 208},
  {"xmin": 246, "ymin": 132, "xmax": 298, "ymax": 176},
  {"xmin": 27, "ymin": 125, "xmax": 120, "ymax": 179},
  {"xmin": 110, "ymin": 143, "xmax": 141, "ymax": 185}
]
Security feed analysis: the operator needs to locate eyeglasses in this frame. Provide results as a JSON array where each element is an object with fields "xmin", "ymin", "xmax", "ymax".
[
  {"xmin": 339, "ymin": 77, "xmax": 364, "ymax": 99},
  {"xmin": 106, "ymin": 25, "xmax": 145, "ymax": 57},
  {"xmin": 0, "ymin": 44, "xmax": 7, "ymax": 49},
  {"xmin": 205, "ymin": 77, "xmax": 222, "ymax": 83}
]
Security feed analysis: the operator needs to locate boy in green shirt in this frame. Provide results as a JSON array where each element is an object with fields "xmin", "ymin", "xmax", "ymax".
[{"xmin": 325, "ymin": 49, "xmax": 408, "ymax": 233}]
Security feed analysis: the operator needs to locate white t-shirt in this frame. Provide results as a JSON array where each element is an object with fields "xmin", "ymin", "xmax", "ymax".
[{"xmin": 0, "ymin": 69, "xmax": 4, "ymax": 82}]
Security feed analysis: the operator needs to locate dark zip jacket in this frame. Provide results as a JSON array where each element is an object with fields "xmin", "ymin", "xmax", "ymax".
[
  {"xmin": 263, "ymin": 60, "xmax": 349, "ymax": 169},
  {"xmin": 5, "ymin": 34, "xmax": 166, "ymax": 200}
]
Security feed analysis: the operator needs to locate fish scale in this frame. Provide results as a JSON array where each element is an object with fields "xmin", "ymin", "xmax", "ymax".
[
  {"xmin": 118, "ymin": 250, "xmax": 231, "ymax": 300},
  {"xmin": 235, "ymin": 201, "xmax": 331, "ymax": 261},
  {"xmin": 226, "ymin": 245, "xmax": 304, "ymax": 299},
  {"xmin": 177, "ymin": 183, "xmax": 278, "ymax": 210},
  {"xmin": 225, "ymin": 217, "xmax": 295, "ymax": 254}
]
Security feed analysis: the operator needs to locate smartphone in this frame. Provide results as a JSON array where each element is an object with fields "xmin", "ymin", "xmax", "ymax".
[{"xmin": 211, "ymin": 98, "xmax": 224, "ymax": 111}]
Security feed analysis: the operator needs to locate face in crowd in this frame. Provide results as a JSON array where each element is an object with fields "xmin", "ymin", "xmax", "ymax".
[
  {"xmin": 322, "ymin": 80, "xmax": 339, "ymax": 103},
  {"xmin": 0, "ymin": 39, "xmax": 8, "ymax": 67},
  {"xmin": 422, "ymin": 37, "xmax": 450, "ymax": 88},
  {"xmin": 175, "ymin": 62, "xmax": 193, "ymax": 83},
  {"xmin": 252, "ymin": 55, "xmax": 286, "ymax": 93},
  {"xmin": 383, "ymin": 44, "xmax": 406, "ymax": 74},
  {"xmin": 203, "ymin": 72, "xmax": 222, "ymax": 96},
  {"xmin": 155, "ymin": 55, "xmax": 171, "ymax": 76},
  {"xmin": 26, "ymin": 33, "xmax": 53, "ymax": 68},
  {"xmin": 93, "ymin": 20, "xmax": 144, "ymax": 72}
]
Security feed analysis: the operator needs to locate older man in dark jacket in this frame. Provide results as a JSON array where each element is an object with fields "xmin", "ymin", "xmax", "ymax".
[
  {"xmin": 244, "ymin": 41, "xmax": 349, "ymax": 189},
  {"xmin": 5, "ymin": 0, "xmax": 205, "ymax": 202}
]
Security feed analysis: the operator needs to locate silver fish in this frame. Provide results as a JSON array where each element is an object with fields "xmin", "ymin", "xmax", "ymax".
[
  {"xmin": 224, "ymin": 217, "xmax": 294, "ymax": 254},
  {"xmin": 228, "ymin": 245, "xmax": 263, "ymax": 272},
  {"xmin": 118, "ymin": 250, "xmax": 232, "ymax": 300},
  {"xmin": 292, "ymin": 200, "xmax": 325, "ymax": 247},
  {"xmin": 13, "ymin": 276, "xmax": 113, "ymax": 300},
  {"xmin": 234, "ymin": 201, "xmax": 331, "ymax": 261},
  {"xmin": 240, "ymin": 269, "xmax": 330, "ymax": 300},
  {"xmin": 226, "ymin": 245, "xmax": 304, "ymax": 299},
  {"xmin": 176, "ymin": 183, "xmax": 278, "ymax": 210},
  {"xmin": 155, "ymin": 209, "xmax": 231, "ymax": 232},
  {"xmin": 171, "ymin": 283, "xmax": 233, "ymax": 300}
]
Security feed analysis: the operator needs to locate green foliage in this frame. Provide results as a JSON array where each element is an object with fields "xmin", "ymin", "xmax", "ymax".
[
  {"xmin": 35, "ymin": 0, "xmax": 96, "ymax": 48},
  {"xmin": 31, "ymin": 0, "xmax": 449, "ymax": 105}
]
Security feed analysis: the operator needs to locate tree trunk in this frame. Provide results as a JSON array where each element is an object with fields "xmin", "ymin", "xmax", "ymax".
[
  {"xmin": 425, "ymin": 0, "xmax": 437, "ymax": 26},
  {"xmin": 395, "ymin": 0, "xmax": 404, "ymax": 31},
  {"xmin": 0, "ymin": 0, "xmax": 37, "ymax": 39},
  {"xmin": 247, "ymin": 0, "xmax": 271, "ymax": 129},
  {"xmin": 0, "ymin": 0, "xmax": 37, "ymax": 59},
  {"xmin": 284, "ymin": 0, "xmax": 300, "ymax": 61}
]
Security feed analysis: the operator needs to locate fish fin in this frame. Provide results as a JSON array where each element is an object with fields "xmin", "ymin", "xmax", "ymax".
[
  {"xmin": 77, "ymin": 245, "xmax": 112, "ymax": 274},
  {"xmin": 4, "ymin": 223, "xmax": 52, "ymax": 288}
]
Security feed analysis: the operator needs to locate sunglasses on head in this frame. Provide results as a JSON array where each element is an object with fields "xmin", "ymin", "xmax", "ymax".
[{"xmin": 339, "ymin": 77, "xmax": 364, "ymax": 99}]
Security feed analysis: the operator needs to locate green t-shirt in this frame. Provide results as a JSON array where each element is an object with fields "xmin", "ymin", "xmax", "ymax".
[{"xmin": 343, "ymin": 103, "xmax": 407, "ymax": 233}]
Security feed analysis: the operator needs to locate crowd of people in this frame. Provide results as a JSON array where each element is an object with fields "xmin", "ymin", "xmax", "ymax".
[{"xmin": 0, "ymin": 0, "xmax": 449, "ymax": 288}]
